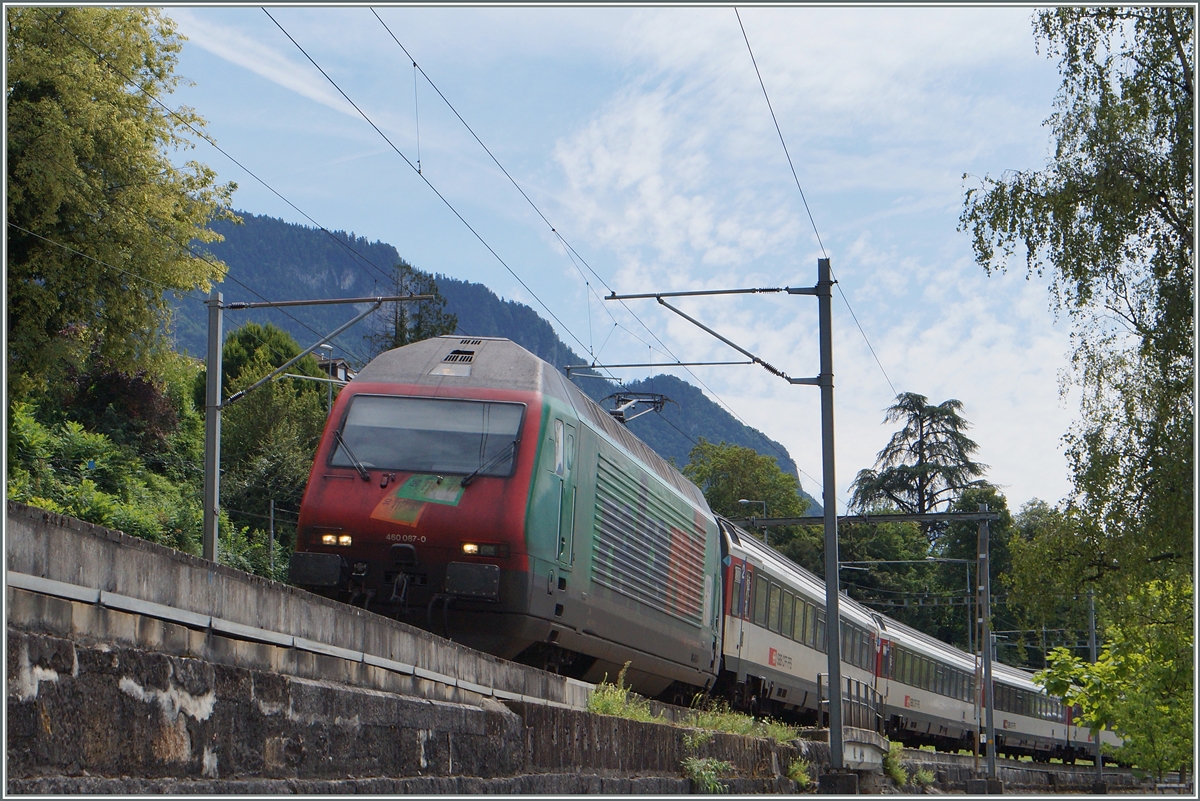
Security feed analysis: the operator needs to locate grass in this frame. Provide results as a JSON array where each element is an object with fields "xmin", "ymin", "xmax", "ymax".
[
  {"xmin": 586, "ymin": 670, "xmax": 800, "ymax": 744},
  {"xmin": 587, "ymin": 666, "xmax": 808, "ymax": 790},
  {"xmin": 914, "ymin": 767, "xmax": 935, "ymax": 787},
  {"xmin": 683, "ymin": 729, "xmax": 715, "ymax": 751},
  {"xmin": 684, "ymin": 696, "xmax": 800, "ymax": 744},
  {"xmin": 585, "ymin": 662, "xmax": 658, "ymax": 723},
  {"xmin": 681, "ymin": 756, "xmax": 733, "ymax": 794}
]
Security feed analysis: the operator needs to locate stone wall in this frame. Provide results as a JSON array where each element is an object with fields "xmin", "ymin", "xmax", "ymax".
[{"xmin": 7, "ymin": 619, "xmax": 809, "ymax": 794}]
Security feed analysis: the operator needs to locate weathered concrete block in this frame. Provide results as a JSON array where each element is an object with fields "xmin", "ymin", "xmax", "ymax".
[
  {"xmin": 818, "ymin": 771, "xmax": 859, "ymax": 793},
  {"xmin": 6, "ymin": 628, "xmax": 526, "ymax": 783}
]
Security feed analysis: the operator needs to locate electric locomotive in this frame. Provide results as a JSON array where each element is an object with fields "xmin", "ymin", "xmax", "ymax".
[{"xmin": 291, "ymin": 336, "xmax": 722, "ymax": 697}]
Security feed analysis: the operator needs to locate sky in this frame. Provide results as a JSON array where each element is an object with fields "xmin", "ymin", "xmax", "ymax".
[{"xmin": 163, "ymin": 5, "xmax": 1076, "ymax": 514}]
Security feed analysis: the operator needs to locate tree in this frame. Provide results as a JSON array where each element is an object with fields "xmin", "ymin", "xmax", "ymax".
[
  {"xmin": 7, "ymin": 8, "xmax": 236, "ymax": 401},
  {"xmin": 1001, "ymin": 500, "xmax": 1091, "ymax": 667},
  {"xmin": 963, "ymin": 11, "xmax": 1193, "ymax": 772},
  {"xmin": 850, "ymin": 392, "xmax": 988, "ymax": 530},
  {"xmin": 936, "ymin": 486, "xmax": 1018, "ymax": 657},
  {"xmin": 6, "ymin": 353, "xmax": 207, "ymax": 555},
  {"xmin": 959, "ymin": 8, "xmax": 1193, "ymax": 591},
  {"xmin": 192, "ymin": 321, "xmax": 325, "ymax": 410},
  {"xmin": 364, "ymin": 260, "xmax": 457, "ymax": 357},
  {"xmin": 682, "ymin": 438, "xmax": 810, "ymax": 550},
  {"xmin": 798, "ymin": 518, "xmax": 932, "ymax": 625},
  {"xmin": 1037, "ymin": 579, "xmax": 1193, "ymax": 780},
  {"xmin": 214, "ymin": 323, "xmax": 328, "ymax": 576}
]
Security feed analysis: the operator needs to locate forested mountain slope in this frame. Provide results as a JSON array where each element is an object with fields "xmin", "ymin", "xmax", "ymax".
[{"xmin": 179, "ymin": 211, "xmax": 820, "ymax": 512}]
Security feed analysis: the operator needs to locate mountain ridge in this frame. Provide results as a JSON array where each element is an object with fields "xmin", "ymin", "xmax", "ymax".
[{"xmin": 177, "ymin": 211, "xmax": 821, "ymax": 513}]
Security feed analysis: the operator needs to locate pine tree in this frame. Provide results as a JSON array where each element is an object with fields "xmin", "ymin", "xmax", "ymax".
[{"xmin": 364, "ymin": 260, "xmax": 458, "ymax": 357}]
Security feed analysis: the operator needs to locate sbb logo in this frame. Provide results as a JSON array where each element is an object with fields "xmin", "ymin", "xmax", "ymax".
[{"xmin": 767, "ymin": 648, "xmax": 793, "ymax": 670}]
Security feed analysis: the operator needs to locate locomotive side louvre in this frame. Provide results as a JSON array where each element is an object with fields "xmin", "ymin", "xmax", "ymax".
[{"xmin": 545, "ymin": 367, "xmax": 723, "ymax": 695}]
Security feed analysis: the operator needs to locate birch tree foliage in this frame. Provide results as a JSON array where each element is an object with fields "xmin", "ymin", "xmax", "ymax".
[{"xmin": 959, "ymin": 8, "xmax": 1193, "ymax": 588}]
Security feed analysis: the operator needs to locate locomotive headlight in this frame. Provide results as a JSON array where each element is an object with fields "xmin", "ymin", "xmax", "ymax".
[
  {"xmin": 321, "ymin": 533, "xmax": 338, "ymax": 546},
  {"xmin": 338, "ymin": 534, "xmax": 353, "ymax": 547},
  {"xmin": 461, "ymin": 541, "xmax": 509, "ymax": 558}
]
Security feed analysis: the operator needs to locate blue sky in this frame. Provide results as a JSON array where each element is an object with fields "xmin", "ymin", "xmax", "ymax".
[{"xmin": 166, "ymin": 5, "xmax": 1074, "ymax": 513}]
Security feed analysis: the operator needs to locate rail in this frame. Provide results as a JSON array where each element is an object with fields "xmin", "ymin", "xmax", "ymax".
[{"xmin": 817, "ymin": 673, "xmax": 884, "ymax": 734}]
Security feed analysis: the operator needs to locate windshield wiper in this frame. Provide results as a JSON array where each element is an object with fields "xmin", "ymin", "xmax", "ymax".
[
  {"xmin": 334, "ymin": 428, "xmax": 371, "ymax": 481},
  {"xmin": 461, "ymin": 441, "xmax": 517, "ymax": 487}
]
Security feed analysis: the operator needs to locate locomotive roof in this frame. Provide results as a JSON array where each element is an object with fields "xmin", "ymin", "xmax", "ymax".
[
  {"xmin": 355, "ymin": 336, "xmax": 565, "ymax": 393},
  {"xmin": 354, "ymin": 336, "xmax": 709, "ymax": 509}
]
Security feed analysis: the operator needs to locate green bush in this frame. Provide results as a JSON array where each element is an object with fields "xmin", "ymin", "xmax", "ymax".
[
  {"xmin": 787, "ymin": 758, "xmax": 812, "ymax": 788},
  {"xmin": 684, "ymin": 697, "xmax": 799, "ymax": 743},
  {"xmin": 586, "ymin": 662, "xmax": 657, "ymax": 723},
  {"xmin": 683, "ymin": 729, "xmax": 715, "ymax": 751},
  {"xmin": 883, "ymin": 740, "xmax": 909, "ymax": 786},
  {"xmin": 681, "ymin": 756, "xmax": 732, "ymax": 794}
]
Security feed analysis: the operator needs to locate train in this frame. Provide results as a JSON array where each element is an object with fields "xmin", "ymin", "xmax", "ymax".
[{"xmin": 290, "ymin": 335, "xmax": 1116, "ymax": 762}]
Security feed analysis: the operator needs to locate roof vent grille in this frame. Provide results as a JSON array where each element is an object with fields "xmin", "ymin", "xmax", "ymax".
[
  {"xmin": 459, "ymin": 338, "xmax": 483, "ymax": 346},
  {"xmin": 444, "ymin": 349, "xmax": 475, "ymax": 364}
]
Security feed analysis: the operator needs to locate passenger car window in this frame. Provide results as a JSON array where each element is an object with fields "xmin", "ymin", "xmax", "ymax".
[
  {"xmin": 768, "ymin": 583, "xmax": 782, "ymax": 632},
  {"xmin": 781, "ymin": 592, "xmax": 794, "ymax": 639},
  {"xmin": 731, "ymin": 566, "xmax": 743, "ymax": 618},
  {"xmin": 753, "ymin": 572, "xmax": 769, "ymax": 626}
]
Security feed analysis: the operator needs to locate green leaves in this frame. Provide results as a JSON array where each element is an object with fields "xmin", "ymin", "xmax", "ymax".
[
  {"xmin": 7, "ymin": 399, "xmax": 204, "ymax": 554},
  {"xmin": 960, "ymin": 8, "xmax": 1193, "ymax": 591},
  {"xmin": 961, "ymin": 13, "xmax": 1192, "ymax": 769},
  {"xmin": 1034, "ymin": 580, "xmax": 1193, "ymax": 779},
  {"xmin": 7, "ymin": 7, "xmax": 236, "ymax": 400},
  {"xmin": 682, "ymin": 438, "xmax": 809, "ymax": 520},
  {"xmin": 216, "ymin": 323, "xmax": 329, "ymax": 565}
]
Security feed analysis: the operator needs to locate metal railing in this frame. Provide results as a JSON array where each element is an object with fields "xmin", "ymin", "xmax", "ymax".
[{"xmin": 817, "ymin": 674, "xmax": 884, "ymax": 734}]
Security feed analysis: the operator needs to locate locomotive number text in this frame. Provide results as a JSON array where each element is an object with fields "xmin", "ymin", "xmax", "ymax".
[{"xmin": 386, "ymin": 533, "xmax": 427, "ymax": 543}]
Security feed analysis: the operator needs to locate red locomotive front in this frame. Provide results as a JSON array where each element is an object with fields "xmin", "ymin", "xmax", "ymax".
[{"xmin": 292, "ymin": 375, "xmax": 541, "ymax": 626}]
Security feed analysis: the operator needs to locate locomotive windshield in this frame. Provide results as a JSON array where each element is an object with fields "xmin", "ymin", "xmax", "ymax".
[{"xmin": 330, "ymin": 395, "xmax": 524, "ymax": 476}]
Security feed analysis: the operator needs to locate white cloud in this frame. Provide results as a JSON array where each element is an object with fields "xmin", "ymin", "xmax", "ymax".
[
  {"xmin": 170, "ymin": 9, "xmax": 361, "ymax": 118},
  {"xmin": 167, "ymin": 6, "xmax": 1075, "ymax": 508}
]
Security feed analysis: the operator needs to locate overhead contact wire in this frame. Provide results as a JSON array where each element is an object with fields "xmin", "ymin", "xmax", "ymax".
[
  {"xmin": 372, "ymin": 7, "xmax": 835, "ymax": 494},
  {"xmin": 735, "ymin": 8, "xmax": 897, "ymax": 399},
  {"xmin": 264, "ymin": 8, "xmax": 592, "ymax": 361}
]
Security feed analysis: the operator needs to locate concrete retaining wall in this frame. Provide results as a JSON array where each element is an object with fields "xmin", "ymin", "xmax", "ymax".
[
  {"xmin": 900, "ymin": 746, "xmax": 1142, "ymax": 793},
  {"xmin": 7, "ymin": 597, "xmax": 811, "ymax": 793},
  {"xmin": 5, "ymin": 502, "xmax": 589, "ymax": 708},
  {"xmin": 5, "ymin": 505, "xmax": 811, "ymax": 793}
]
